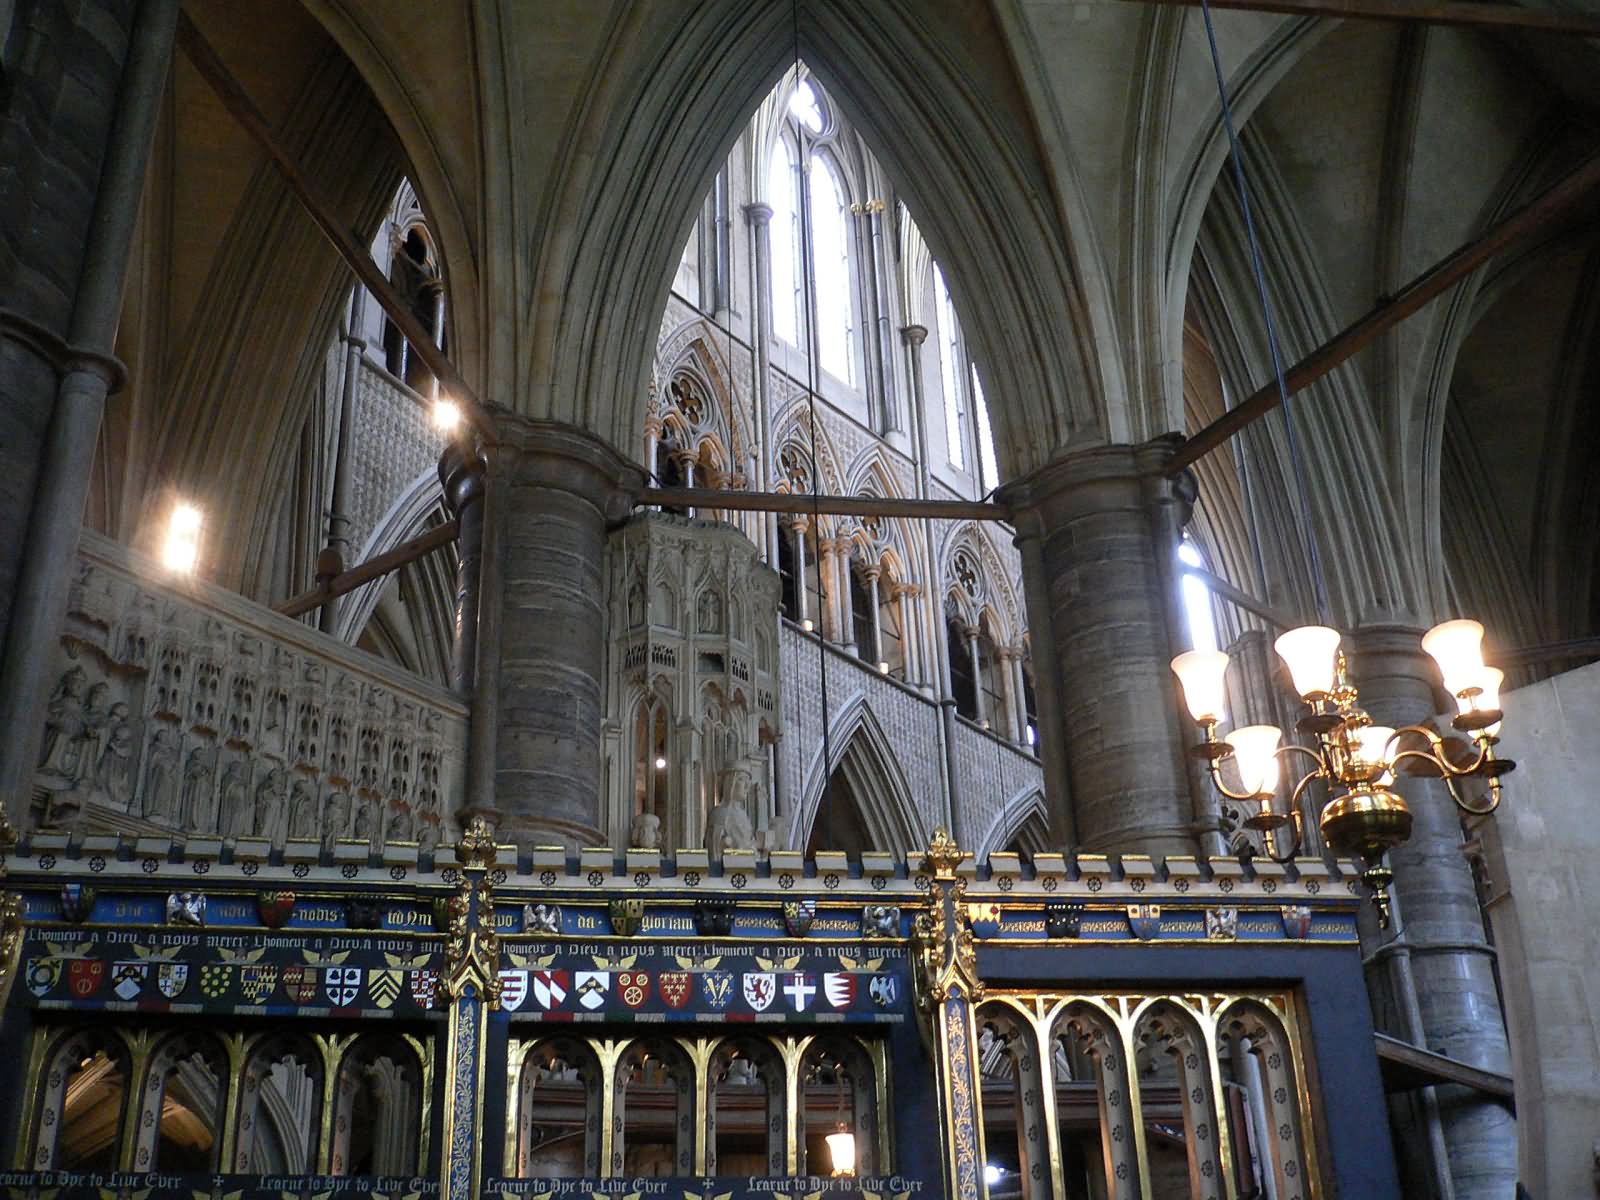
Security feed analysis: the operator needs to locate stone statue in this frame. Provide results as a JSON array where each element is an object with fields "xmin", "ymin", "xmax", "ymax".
[
  {"xmin": 94, "ymin": 702, "xmax": 137, "ymax": 807},
  {"xmin": 526, "ymin": 902, "xmax": 562, "ymax": 935},
  {"xmin": 385, "ymin": 803, "xmax": 415, "ymax": 842},
  {"xmin": 704, "ymin": 767, "xmax": 756, "ymax": 857},
  {"xmin": 217, "ymin": 758, "xmax": 251, "ymax": 838},
  {"xmin": 417, "ymin": 818, "xmax": 440, "ymax": 854},
  {"xmin": 253, "ymin": 766, "xmax": 287, "ymax": 840},
  {"xmin": 142, "ymin": 725, "xmax": 181, "ymax": 822},
  {"xmin": 325, "ymin": 790, "xmax": 352, "ymax": 840},
  {"xmin": 287, "ymin": 777, "xmax": 320, "ymax": 839},
  {"xmin": 353, "ymin": 796, "xmax": 376, "ymax": 841},
  {"xmin": 181, "ymin": 746, "xmax": 218, "ymax": 832},
  {"xmin": 629, "ymin": 810, "xmax": 662, "ymax": 850},
  {"xmin": 38, "ymin": 665, "xmax": 89, "ymax": 779},
  {"xmin": 861, "ymin": 904, "xmax": 901, "ymax": 939}
]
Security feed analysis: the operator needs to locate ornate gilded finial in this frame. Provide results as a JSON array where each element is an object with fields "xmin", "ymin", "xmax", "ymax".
[
  {"xmin": 457, "ymin": 815, "xmax": 498, "ymax": 870},
  {"xmin": 925, "ymin": 828, "xmax": 966, "ymax": 880}
]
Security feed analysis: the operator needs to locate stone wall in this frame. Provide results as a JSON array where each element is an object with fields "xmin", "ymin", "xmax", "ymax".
[
  {"xmin": 1481, "ymin": 662, "xmax": 1600, "ymax": 1198},
  {"xmin": 776, "ymin": 620, "xmax": 1041, "ymax": 852},
  {"xmin": 26, "ymin": 530, "xmax": 466, "ymax": 850}
]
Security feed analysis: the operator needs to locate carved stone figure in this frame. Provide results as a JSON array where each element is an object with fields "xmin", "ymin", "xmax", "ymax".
[
  {"xmin": 38, "ymin": 665, "xmax": 90, "ymax": 779},
  {"xmin": 354, "ymin": 796, "xmax": 377, "ymax": 841},
  {"xmin": 417, "ymin": 818, "xmax": 440, "ymax": 854},
  {"xmin": 526, "ymin": 902, "xmax": 562, "ymax": 935},
  {"xmin": 386, "ymin": 803, "xmax": 415, "ymax": 842},
  {"xmin": 181, "ymin": 746, "xmax": 218, "ymax": 832},
  {"xmin": 704, "ymin": 768, "xmax": 756, "ymax": 857},
  {"xmin": 697, "ymin": 587, "xmax": 723, "ymax": 633},
  {"xmin": 629, "ymin": 810, "xmax": 662, "ymax": 850},
  {"xmin": 167, "ymin": 892, "xmax": 206, "ymax": 926},
  {"xmin": 142, "ymin": 725, "xmax": 181, "ymax": 822},
  {"xmin": 861, "ymin": 904, "xmax": 901, "ymax": 939},
  {"xmin": 325, "ymin": 790, "xmax": 352, "ymax": 840},
  {"xmin": 217, "ymin": 759, "xmax": 252, "ymax": 838},
  {"xmin": 287, "ymin": 777, "xmax": 320, "ymax": 839},
  {"xmin": 94, "ymin": 702, "xmax": 137, "ymax": 807},
  {"xmin": 253, "ymin": 766, "xmax": 288, "ymax": 840}
]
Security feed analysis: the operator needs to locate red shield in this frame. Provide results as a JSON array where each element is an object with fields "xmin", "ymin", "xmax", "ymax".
[
  {"xmin": 280, "ymin": 965, "xmax": 319, "ymax": 1005},
  {"xmin": 658, "ymin": 971, "xmax": 691, "ymax": 1009},
  {"xmin": 255, "ymin": 890, "xmax": 296, "ymax": 929},
  {"xmin": 410, "ymin": 967, "xmax": 440, "ymax": 1009},
  {"xmin": 68, "ymin": 959, "xmax": 105, "ymax": 998},
  {"xmin": 617, "ymin": 970, "xmax": 652, "ymax": 1008}
]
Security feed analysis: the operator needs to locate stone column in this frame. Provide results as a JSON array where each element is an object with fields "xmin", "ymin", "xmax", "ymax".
[
  {"xmin": 440, "ymin": 441, "xmax": 488, "ymax": 694},
  {"xmin": 491, "ymin": 417, "xmax": 646, "ymax": 848},
  {"xmin": 817, "ymin": 536, "xmax": 842, "ymax": 644},
  {"xmin": 0, "ymin": 0, "xmax": 180, "ymax": 816},
  {"xmin": 863, "ymin": 566, "xmax": 883, "ymax": 668},
  {"xmin": 744, "ymin": 202, "xmax": 780, "ymax": 567},
  {"xmin": 894, "ymin": 582, "xmax": 920, "ymax": 683},
  {"xmin": 1350, "ymin": 624, "xmax": 1516, "ymax": 1200},
  {"xmin": 791, "ymin": 519, "xmax": 812, "ymax": 630},
  {"xmin": 1001, "ymin": 647, "xmax": 1026, "ymax": 745},
  {"xmin": 323, "ymin": 286, "xmax": 367, "ymax": 634},
  {"xmin": 834, "ymin": 540, "xmax": 857, "ymax": 654},
  {"xmin": 965, "ymin": 627, "xmax": 987, "ymax": 728},
  {"xmin": 999, "ymin": 442, "xmax": 1195, "ymax": 856}
]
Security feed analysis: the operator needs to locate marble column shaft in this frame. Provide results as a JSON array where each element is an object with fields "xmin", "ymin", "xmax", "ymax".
[
  {"xmin": 491, "ymin": 418, "xmax": 645, "ymax": 848},
  {"xmin": 1001, "ymin": 442, "xmax": 1195, "ymax": 857},
  {"xmin": 1351, "ymin": 625, "xmax": 1516, "ymax": 1200}
]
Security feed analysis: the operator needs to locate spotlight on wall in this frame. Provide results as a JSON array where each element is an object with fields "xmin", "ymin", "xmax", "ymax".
[
  {"xmin": 984, "ymin": 1165, "xmax": 1005, "ymax": 1187},
  {"xmin": 432, "ymin": 397, "xmax": 462, "ymax": 434},
  {"xmin": 801, "ymin": 619, "xmax": 815, "ymax": 633},
  {"xmin": 161, "ymin": 503, "xmax": 203, "ymax": 573},
  {"xmin": 654, "ymin": 756, "xmax": 668, "ymax": 771},
  {"xmin": 878, "ymin": 661, "xmax": 890, "ymax": 675}
]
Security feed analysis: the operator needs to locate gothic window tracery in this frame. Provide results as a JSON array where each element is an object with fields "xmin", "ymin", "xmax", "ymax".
[
  {"xmin": 513, "ymin": 1037, "xmax": 602, "ymax": 1177},
  {"xmin": 330, "ymin": 1034, "xmax": 423, "ymax": 1177},
  {"xmin": 29, "ymin": 1029, "xmax": 130, "ymax": 1171},
  {"xmin": 137, "ymin": 1032, "xmax": 226, "ymax": 1173},
  {"xmin": 234, "ymin": 1033, "xmax": 323, "ymax": 1174},
  {"xmin": 615, "ymin": 1039, "xmax": 694, "ymax": 1176}
]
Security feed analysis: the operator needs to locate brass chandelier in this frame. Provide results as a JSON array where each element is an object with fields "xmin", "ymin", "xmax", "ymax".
[{"xmin": 1171, "ymin": 620, "xmax": 1513, "ymax": 925}]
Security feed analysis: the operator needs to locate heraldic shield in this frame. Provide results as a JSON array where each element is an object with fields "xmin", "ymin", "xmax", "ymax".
[
  {"xmin": 609, "ymin": 898, "xmax": 645, "ymax": 936},
  {"xmin": 783, "ymin": 899, "xmax": 816, "ymax": 937}
]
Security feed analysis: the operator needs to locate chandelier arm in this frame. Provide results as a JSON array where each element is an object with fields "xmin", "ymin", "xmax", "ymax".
[
  {"xmin": 1287, "ymin": 769, "xmax": 1323, "ymax": 814},
  {"xmin": 1207, "ymin": 757, "xmax": 1273, "ymax": 802},
  {"xmin": 1276, "ymin": 743, "xmax": 1326, "ymax": 770},
  {"xmin": 1447, "ymin": 774, "xmax": 1503, "ymax": 817},
  {"xmin": 1264, "ymin": 812, "xmax": 1303, "ymax": 865}
]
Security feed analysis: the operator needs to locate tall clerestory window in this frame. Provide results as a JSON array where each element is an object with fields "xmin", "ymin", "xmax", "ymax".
[
  {"xmin": 971, "ymin": 363, "xmax": 999, "ymax": 494},
  {"xmin": 1177, "ymin": 538, "xmax": 1219, "ymax": 652},
  {"xmin": 934, "ymin": 264, "xmax": 966, "ymax": 469},
  {"xmin": 768, "ymin": 78, "xmax": 856, "ymax": 385},
  {"xmin": 768, "ymin": 141, "xmax": 802, "ymax": 348}
]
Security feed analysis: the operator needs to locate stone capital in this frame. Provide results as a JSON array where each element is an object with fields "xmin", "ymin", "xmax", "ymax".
[
  {"xmin": 490, "ymin": 414, "xmax": 648, "ymax": 522},
  {"xmin": 743, "ymin": 202, "xmax": 774, "ymax": 227},
  {"xmin": 997, "ymin": 437, "xmax": 1182, "ymax": 539},
  {"xmin": 900, "ymin": 324, "xmax": 929, "ymax": 347}
]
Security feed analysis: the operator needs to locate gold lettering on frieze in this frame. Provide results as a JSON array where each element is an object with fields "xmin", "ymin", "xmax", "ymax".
[
  {"xmin": 641, "ymin": 914, "xmax": 695, "ymax": 933},
  {"xmin": 1164, "ymin": 918, "xmax": 1204, "ymax": 933},
  {"xmin": 297, "ymin": 906, "xmax": 343, "ymax": 923},
  {"xmin": 1081, "ymin": 919, "xmax": 1125, "ymax": 933},
  {"xmin": 575, "ymin": 914, "xmax": 603, "ymax": 931},
  {"xmin": 1007, "ymin": 920, "xmax": 1046, "ymax": 933}
]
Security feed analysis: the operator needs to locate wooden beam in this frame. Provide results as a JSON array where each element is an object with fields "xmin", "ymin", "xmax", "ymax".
[
  {"xmin": 274, "ymin": 521, "xmax": 459, "ymax": 619},
  {"xmin": 174, "ymin": 11, "xmax": 491, "ymax": 437},
  {"xmin": 641, "ymin": 486, "xmax": 1013, "ymax": 522},
  {"xmin": 1168, "ymin": 151, "xmax": 1600, "ymax": 476},
  {"xmin": 1183, "ymin": 565, "xmax": 1298, "ymax": 630},
  {"xmin": 1374, "ymin": 1032, "xmax": 1516, "ymax": 1102},
  {"xmin": 1131, "ymin": 0, "xmax": 1600, "ymax": 37}
]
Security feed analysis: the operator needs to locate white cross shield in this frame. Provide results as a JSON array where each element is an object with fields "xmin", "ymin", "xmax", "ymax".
[{"xmin": 784, "ymin": 972, "xmax": 816, "ymax": 1011}]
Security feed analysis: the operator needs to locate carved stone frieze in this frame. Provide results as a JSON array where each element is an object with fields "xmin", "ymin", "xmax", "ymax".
[{"xmin": 29, "ymin": 532, "xmax": 466, "ymax": 851}]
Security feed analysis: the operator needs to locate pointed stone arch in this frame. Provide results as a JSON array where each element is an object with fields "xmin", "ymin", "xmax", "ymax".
[
  {"xmin": 792, "ymin": 691, "xmax": 921, "ymax": 855},
  {"xmin": 504, "ymin": 0, "xmax": 1104, "ymax": 468},
  {"xmin": 974, "ymin": 786, "xmax": 1051, "ymax": 862}
]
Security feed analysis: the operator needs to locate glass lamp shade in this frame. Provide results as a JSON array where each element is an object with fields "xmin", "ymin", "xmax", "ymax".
[
  {"xmin": 826, "ymin": 1130, "xmax": 857, "ymax": 1176},
  {"xmin": 1351, "ymin": 724, "xmax": 1397, "ymax": 784},
  {"xmin": 1274, "ymin": 626, "xmax": 1342, "ymax": 698},
  {"xmin": 1171, "ymin": 649, "xmax": 1231, "ymax": 724},
  {"xmin": 1462, "ymin": 666, "xmax": 1504, "ymax": 735},
  {"xmin": 1422, "ymin": 619, "xmax": 1487, "ymax": 697},
  {"xmin": 1225, "ymin": 724, "xmax": 1282, "ymax": 797}
]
